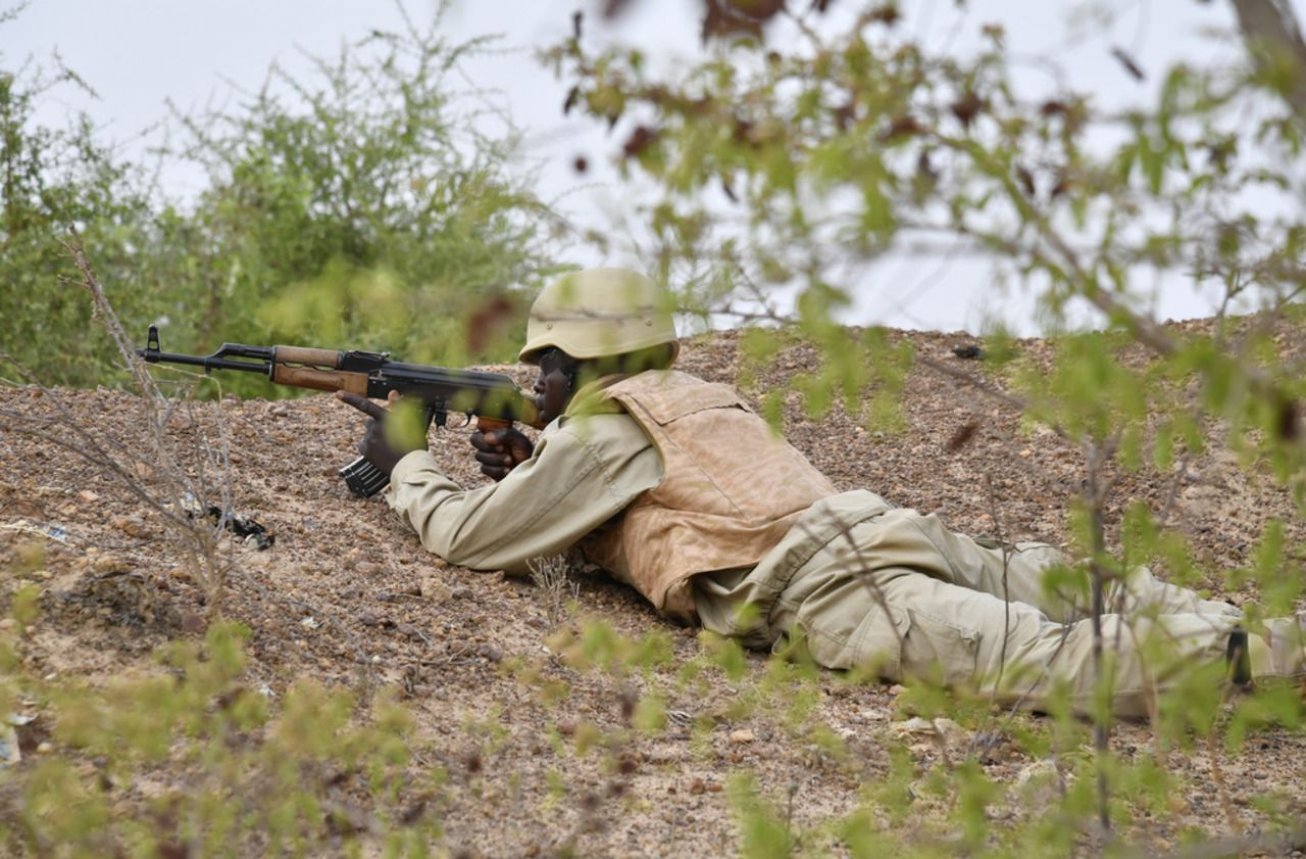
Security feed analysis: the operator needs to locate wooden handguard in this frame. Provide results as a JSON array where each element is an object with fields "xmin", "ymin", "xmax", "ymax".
[
  {"xmin": 475, "ymin": 416, "xmax": 513, "ymax": 434},
  {"xmin": 275, "ymin": 345, "xmax": 343, "ymax": 366},
  {"xmin": 270, "ymin": 346, "xmax": 369, "ymax": 394},
  {"xmin": 271, "ymin": 364, "xmax": 369, "ymax": 395}
]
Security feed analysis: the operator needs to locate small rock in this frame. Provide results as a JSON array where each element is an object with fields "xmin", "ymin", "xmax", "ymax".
[
  {"xmin": 110, "ymin": 515, "xmax": 151, "ymax": 539},
  {"xmin": 1015, "ymin": 759, "xmax": 1063, "ymax": 806},
  {"xmin": 890, "ymin": 716, "xmax": 968, "ymax": 751},
  {"xmin": 890, "ymin": 717, "xmax": 933, "ymax": 738},
  {"xmin": 931, "ymin": 717, "xmax": 966, "ymax": 745},
  {"xmin": 0, "ymin": 728, "xmax": 21, "ymax": 765},
  {"xmin": 180, "ymin": 612, "xmax": 206, "ymax": 634},
  {"xmin": 91, "ymin": 554, "xmax": 130, "ymax": 574},
  {"xmin": 952, "ymin": 344, "xmax": 984, "ymax": 360},
  {"xmin": 728, "ymin": 729, "xmax": 755, "ymax": 744}
]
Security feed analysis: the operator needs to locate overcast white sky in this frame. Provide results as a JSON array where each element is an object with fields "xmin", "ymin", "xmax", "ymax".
[{"xmin": 5, "ymin": 0, "xmax": 1297, "ymax": 334}]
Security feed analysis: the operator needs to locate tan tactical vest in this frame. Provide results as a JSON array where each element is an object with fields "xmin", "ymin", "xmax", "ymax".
[{"xmin": 581, "ymin": 371, "xmax": 837, "ymax": 622}]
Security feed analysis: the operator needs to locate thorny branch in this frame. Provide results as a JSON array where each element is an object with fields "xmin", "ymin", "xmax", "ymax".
[
  {"xmin": 1083, "ymin": 435, "xmax": 1121, "ymax": 836},
  {"xmin": 57, "ymin": 234, "xmax": 234, "ymax": 614}
]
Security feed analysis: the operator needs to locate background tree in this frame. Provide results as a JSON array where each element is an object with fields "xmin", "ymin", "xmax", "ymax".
[
  {"xmin": 0, "ymin": 44, "xmax": 161, "ymax": 384},
  {"xmin": 549, "ymin": 0, "xmax": 1304, "ymax": 506},
  {"xmin": 1, "ymin": 6, "xmax": 562, "ymax": 393},
  {"xmin": 165, "ymin": 13, "xmax": 564, "ymax": 381},
  {"xmin": 549, "ymin": 1, "xmax": 1303, "ymax": 458}
]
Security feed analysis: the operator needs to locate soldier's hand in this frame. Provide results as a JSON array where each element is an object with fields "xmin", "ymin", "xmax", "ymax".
[
  {"xmin": 470, "ymin": 427, "xmax": 533, "ymax": 481},
  {"xmin": 336, "ymin": 391, "xmax": 427, "ymax": 476}
]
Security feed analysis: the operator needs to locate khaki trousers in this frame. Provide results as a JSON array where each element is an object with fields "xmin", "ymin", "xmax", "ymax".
[{"xmin": 697, "ymin": 506, "xmax": 1244, "ymax": 718}]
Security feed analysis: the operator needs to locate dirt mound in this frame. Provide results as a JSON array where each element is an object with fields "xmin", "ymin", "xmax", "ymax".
[{"xmin": 1, "ymin": 322, "xmax": 1303, "ymax": 856}]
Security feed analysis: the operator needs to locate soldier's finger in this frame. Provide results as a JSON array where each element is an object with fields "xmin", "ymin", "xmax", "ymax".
[
  {"xmin": 469, "ymin": 432, "xmax": 498, "ymax": 453},
  {"xmin": 336, "ymin": 391, "xmax": 388, "ymax": 420}
]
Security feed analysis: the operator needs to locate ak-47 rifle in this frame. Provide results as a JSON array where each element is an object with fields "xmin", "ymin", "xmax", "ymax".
[{"xmin": 137, "ymin": 325, "xmax": 541, "ymax": 497}]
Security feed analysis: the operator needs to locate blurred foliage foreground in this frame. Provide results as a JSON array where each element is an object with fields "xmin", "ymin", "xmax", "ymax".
[
  {"xmin": 0, "ymin": 561, "xmax": 1305, "ymax": 857},
  {"xmin": 4, "ymin": 0, "xmax": 1306, "ymax": 855}
]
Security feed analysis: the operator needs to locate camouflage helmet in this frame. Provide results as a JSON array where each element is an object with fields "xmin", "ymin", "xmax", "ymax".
[{"xmin": 518, "ymin": 268, "xmax": 679, "ymax": 364}]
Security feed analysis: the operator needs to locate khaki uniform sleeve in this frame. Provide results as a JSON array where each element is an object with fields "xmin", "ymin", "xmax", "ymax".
[{"xmin": 384, "ymin": 413, "xmax": 661, "ymax": 575}]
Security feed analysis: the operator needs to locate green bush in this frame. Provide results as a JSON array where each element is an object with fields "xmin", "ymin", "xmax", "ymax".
[
  {"xmin": 0, "ymin": 63, "xmax": 163, "ymax": 384},
  {"xmin": 2, "ymin": 10, "xmax": 561, "ymax": 394},
  {"xmin": 0, "ymin": 621, "xmax": 442, "ymax": 857}
]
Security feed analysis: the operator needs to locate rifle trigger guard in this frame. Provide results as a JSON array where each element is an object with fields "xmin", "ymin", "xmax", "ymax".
[{"xmin": 445, "ymin": 413, "xmax": 476, "ymax": 430}]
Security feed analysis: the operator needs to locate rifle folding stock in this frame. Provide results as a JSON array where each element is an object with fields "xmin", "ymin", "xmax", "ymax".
[{"xmin": 137, "ymin": 326, "xmax": 541, "ymax": 497}]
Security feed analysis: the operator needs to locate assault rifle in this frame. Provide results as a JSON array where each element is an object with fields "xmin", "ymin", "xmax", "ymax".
[{"xmin": 137, "ymin": 326, "xmax": 541, "ymax": 497}]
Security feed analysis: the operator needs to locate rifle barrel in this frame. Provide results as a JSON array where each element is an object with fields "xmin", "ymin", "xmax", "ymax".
[{"xmin": 138, "ymin": 326, "xmax": 274, "ymax": 376}]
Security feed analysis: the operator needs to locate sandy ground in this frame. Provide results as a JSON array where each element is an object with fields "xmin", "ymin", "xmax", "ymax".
[{"xmin": 1, "ymin": 320, "xmax": 1303, "ymax": 856}]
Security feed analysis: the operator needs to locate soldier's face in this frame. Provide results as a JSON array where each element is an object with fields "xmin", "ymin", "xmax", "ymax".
[{"xmin": 532, "ymin": 349, "xmax": 574, "ymax": 424}]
